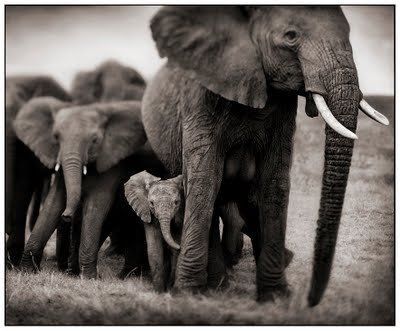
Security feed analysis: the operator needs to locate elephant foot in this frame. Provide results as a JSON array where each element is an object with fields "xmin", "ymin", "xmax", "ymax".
[
  {"xmin": 6, "ymin": 251, "xmax": 19, "ymax": 271},
  {"xmin": 223, "ymin": 249, "xmax": 242, "ymax": 268},
  {"xmin": 20, "ymin": 251, "xmax": 41, "ymax": 273},
  {"xmin": 6, "ymin": 259, "xmax": 15, "ymax": 271},
  {"xmin": 80, "ymin": 266, "xmax": 98, "ymax": 279},
  {"xmin": 57, "ymin": 262, "xmax": 68, "ymax": 272},
  {"xmin": 6, "ymin": 242, "xmax": 24, "ymax": 267},
  {"xmin": 65, "ymin": 266, "xmax": 80, "ymax": 277},
  {"xmin": 257, "ymin": 284, "xmax": 291, "ymax": 303}
]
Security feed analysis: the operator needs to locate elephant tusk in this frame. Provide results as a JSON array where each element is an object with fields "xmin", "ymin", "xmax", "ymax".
[
  {"xmin": 83, "ymin": 165, "xmax": 87, "ymax": 176},
  {"xmin": 359, "ymin": 99, "xmax": 389, "ymax": 126},
  {"xmin": 312, "ymin": 94, "xmax": 358, "ymax": 140},
  {"xmin": 55, "ymin": 163, "xmax": 60, "ymax": 172}
]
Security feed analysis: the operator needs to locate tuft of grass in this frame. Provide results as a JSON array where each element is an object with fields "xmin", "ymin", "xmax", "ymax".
[{"xmin": 6, "ymin": 96, "xmax": 394, "ymax": 325}]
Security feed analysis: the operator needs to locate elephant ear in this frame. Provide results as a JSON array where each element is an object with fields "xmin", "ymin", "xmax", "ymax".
[
  {"xmin": 96, "ymin": 101, "xmax": 147, "ymax": 173},
  {"xmin": 31, "ymin": 76, "xmax": 71, "ymax": 102},
  {"xmin": 124, "ymin": 170, "xmax": 161, "ymax": 223},
  {"xmin": 13, "ymin": 96, "xmax": 68, "ymax": 168},
  {"xmin": 70, "ymin": 70, "xmax": 102, "ymax": 104},
  {"xmin": 168, "ymin": 174, "xmax": 183, "ymax": 190},
  {"xmin": 151, "ymin": 6, "xmax": 267, "ymax": 108}
]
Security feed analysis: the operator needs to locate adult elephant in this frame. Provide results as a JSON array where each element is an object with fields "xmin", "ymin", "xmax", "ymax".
[
  {"xmin": 71, "ymin": 60, "xmax": 146, "ymax": 105},
  {"xmin": 14, "ymin": 98, "xmax": 152, "ymax": 278},
  {"xmin": 6, "ymin": 75, "xmax": 71, "ymax": 266},
  {"xmin": 142, "ymin": 6, "xmax": 389, "ymax": 306}
]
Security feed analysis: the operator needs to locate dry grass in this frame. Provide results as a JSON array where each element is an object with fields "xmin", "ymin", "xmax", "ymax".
[{"xmin": 6, "ymin": 96, "xmax": 394, "ymax": 325}]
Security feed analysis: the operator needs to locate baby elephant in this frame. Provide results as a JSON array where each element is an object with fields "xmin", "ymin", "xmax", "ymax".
[
  {"xmin": 125, "ymin": 171, "xmax": 183, "ymax": 292},
  {"xmin": 125, "ymin": 171, "xmax": 248, "ymax": 292}
]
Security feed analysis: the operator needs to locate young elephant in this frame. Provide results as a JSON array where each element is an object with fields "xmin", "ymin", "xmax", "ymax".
[
  {"xmin": 125, "ymin": 171, "xmax": 251, "ymax": 291},
  {"xmin": 125, "ymin": 171, "xmax": 184, "ymax": 291},
  {"xmin": 6, "ymin": 75, "xmax": 71, "ymax": 266},
  {"xmin": 14, "ymin": 97, "xmax": 148, "ymax": 278},
  {"xmin": 67, "ymin": 59, "xmax": 148, "ymax": 260}
]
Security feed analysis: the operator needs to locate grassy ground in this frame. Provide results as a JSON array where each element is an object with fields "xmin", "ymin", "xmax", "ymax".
[{"xmin": 6, "ymin": 96, "xmax": 394, "ymax": 325}]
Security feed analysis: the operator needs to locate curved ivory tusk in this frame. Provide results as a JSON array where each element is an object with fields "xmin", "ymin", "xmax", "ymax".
[
  {"xmin": 359, "ymin": 99, "xmax": 389, "ymax": 126},
  {"xmin": 312, "ymin": 94, "xmax": 358, "ymax": 140},
  {"xmin": 83, "ymin": 165, "xmax": 87, "ymax": 176},
  {"xmin": 55, "ymin": 163, "xmax": 60, "ymax": 172}
]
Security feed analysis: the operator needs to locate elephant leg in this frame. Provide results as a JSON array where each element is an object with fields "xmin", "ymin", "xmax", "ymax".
[
  {"xmin": 169, "ymin": 249, "xmax": 179, "ymax": 288},
  {"xmin": 207, "ymin": 213, "xmax": 227, "ymax": 289},
  {"xmin": 28, "ymin": 185, "xmax": 43, "ymax": 232},
  {"xmin": 20, "ymin": 174, "xmax": 65, "ymax": 272},
  {"xmin": 56, "ymin": 221, "xmax": 71, "ymax": 271},
  {"xmin": 7, "ymin": 153, "xmax": 39, "ymax": 267},
  {"xmin": 175, "ymin": 134, "xmax": 223, "ymax": 291},
  {"xmin": 256, "ymin": 110, "xmax": 296, "ymax": 302},
  {"xmin": 143, "ymin": 223, "xmax": 167, "ymax": 292},
  {"xmin": 5, "ymin": 133, "xmax": 16, "ymax": 239},
  {"xmin": 220, "ymin": 202, "xmax": 245, "ymax": 268},
  {"xmin": 256, "ymin": 184, "xmax": 291, "ymax": 302},
  {"xmin": 7, "ymin": 186, "xmax": 35, "ymax": 267},
  {"xmin": 239, "ymin": 203, "xmax": 293, "ymax": 269},
  {"xmin": 67, "ymin": 213, "xmax": 82, "ymax": 276},
  {"xmin": 79, "ymin": 172, "xmax": 120, "ymax": 279},
  {"xmin": 119, "ymin": 218, "xmax": 148, "ymax": 279},
  {"xmin": 237, "ymin": 202, "xmax": 262, "ymax": 264}
]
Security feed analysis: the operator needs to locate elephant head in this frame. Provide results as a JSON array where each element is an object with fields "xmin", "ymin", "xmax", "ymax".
[
  {"xmin": 71, "ymin": 60, "xmax": 146, "ymax": 104},
  {"xmin": 124, "ymin": 171, "xmax": 183, "ymax": 250},
  {"xmin": 150, "ymin": 6, "xmax": 389, "ymax": 305},
  {"xmin": 14, "ymin": 97, "xmax": 147, "ymax": 221}
]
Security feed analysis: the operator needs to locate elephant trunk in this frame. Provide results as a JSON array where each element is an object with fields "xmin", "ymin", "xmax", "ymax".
[
  {"xmin": 61, "ymin": 150, "xmax": 83, "ymax": 222},
  {"xmin": 159, "ymin": 218, "xmax": 180, "ymax": 250},
  {"xmin": 298, "ymin": 40, "xmax": 362, "ymax": 306},
  {"xmin": 305, "ymin": 56, "xmax": 361, "ymax": 306}
]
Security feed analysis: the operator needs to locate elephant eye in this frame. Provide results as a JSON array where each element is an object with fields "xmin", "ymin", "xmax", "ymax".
[
  {"xmin": 284, "ymin": 30, "xmax": 299, "ymax": 44},
  {"xmin": 149, "ymin": 200, "xmax": 154, "ymax": 207},
  {"xmin": 53, "ymin": 132, "xmax": 60, "ymax": 142},
  {"xmin": 174, "ymin": 200, "xmax": 179, "ymax": 205}
]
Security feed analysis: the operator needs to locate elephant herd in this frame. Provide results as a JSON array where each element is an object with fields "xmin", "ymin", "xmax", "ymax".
[{"xmin": 6, "ymin": 6, "xmax": 389, "ymax": 307}]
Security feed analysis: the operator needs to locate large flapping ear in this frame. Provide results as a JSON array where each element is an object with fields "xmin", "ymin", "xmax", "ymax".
[
  {"xmin": 31, "ymin": 76, "xmax": 72, "ymax": 102},
  {"xmin": 7, "ymin": 75, "xmax": 71, "ymax": 102},
  {"xmin": 124, "ymin": 170, "xmax": 161, "ymax": 223},
  {"xmin": 96, "ymin": 101, "xmax": 147, "ymax": 172},
  {"xmin": 151, "ymin": 6, "xmax": 267, "ymax": 108},
  {"xmin": 13, "ymin": 96, "xmax": 69, "ymax": 168}
]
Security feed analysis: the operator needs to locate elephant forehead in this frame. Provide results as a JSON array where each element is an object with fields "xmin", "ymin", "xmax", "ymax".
[
  {"xmin": 148, "ymin": 183, "xmax": 180, "ymax": 199},
  {"xmin": 56, "ymin": 108, "xmax": 102, "ymax": 124},
  {"xmin": 259, "ymin": 6, "xmax": 349, "ymax": 36}
]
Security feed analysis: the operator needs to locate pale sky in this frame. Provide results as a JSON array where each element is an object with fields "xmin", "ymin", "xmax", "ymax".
[{"xmin": 6, "ymin": 6, "xmax": 394, "ymax": 95}]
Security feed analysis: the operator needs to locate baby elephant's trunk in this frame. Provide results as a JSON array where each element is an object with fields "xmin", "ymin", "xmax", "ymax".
[{"xmin": 159, "ymin": 218, "xmax": 180, "ymax": 250}]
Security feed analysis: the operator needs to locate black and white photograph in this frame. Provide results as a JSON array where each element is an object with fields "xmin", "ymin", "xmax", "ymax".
[{"xmin": 5, "ymin": 4, "xmax": 394, "ymax": 325}]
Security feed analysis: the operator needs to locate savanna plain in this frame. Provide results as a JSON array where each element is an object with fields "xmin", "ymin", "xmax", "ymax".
[{"xmin": 6, "ymin": 96, "xmax": 394, "ymax": 325}]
